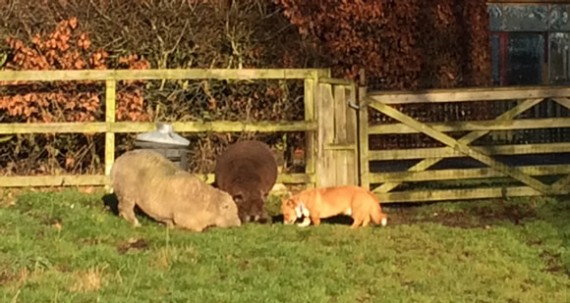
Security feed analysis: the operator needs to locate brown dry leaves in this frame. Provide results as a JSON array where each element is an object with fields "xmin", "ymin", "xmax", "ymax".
[{"xmin": 0, "ymin": 17, "xmax": 151, "ymax": 123}]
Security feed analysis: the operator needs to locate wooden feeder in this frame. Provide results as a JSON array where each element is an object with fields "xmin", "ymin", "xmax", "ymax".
[{"xmin": 134, "ymin": 122, "xmax": 190, "ymax": 170}]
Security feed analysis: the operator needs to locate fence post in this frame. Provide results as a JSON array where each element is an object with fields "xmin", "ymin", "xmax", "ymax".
[
  {"xmin": 304, "ymin": 74, "xmax": 317, "ymax": 188},
  {"xmin": 104, "ymin": 79, "xmax": 116, "ymax": 192},
  {"xmin": 345, "ymin": 83, "xmax": 359, "ymax": 186},
  {"xmin": 357, "ymin": 70, "xmax": 370, "ymax": 189}
]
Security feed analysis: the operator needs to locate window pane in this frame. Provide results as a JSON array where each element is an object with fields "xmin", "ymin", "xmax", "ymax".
[
  {"xmin": 549, "ymin": 32, "xmax": 570, "ymax": 84},
  {"xmin": 507, "ymin": 33, "xmax": 545, "ymax": 85}
]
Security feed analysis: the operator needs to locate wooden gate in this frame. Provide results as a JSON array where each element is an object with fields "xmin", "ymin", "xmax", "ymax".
[
  {"xmin": 313, "ymin": 76, "xmax": 360, "ymax": 187},
  {"xmin": 357, "ymin": 85, "xmax": 570, "ymax": 203}
]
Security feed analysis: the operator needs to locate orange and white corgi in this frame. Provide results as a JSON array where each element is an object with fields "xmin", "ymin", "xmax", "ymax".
[{"xmin": 281, "ymin": 185, "xmax": 388, "ymax": 229}]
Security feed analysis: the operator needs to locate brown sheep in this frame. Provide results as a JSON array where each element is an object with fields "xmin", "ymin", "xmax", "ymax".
[
  {"xmin": 110, "ymin": 149, "xmax": 241, "ymax": 232},
  {"xmin": 213, "ymin": 140, "xmax": 278, "ymax": 224}
]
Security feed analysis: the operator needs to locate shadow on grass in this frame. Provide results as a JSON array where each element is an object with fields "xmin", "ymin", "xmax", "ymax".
[
  {"xmin": 100, "ymin": 193, "xmax": 155, "ymax": 222},
  {"xmin": 269, "ymin": 213, "xmax": 355, "ymax": 226},
  {"xmin": 270, "ymin": 214, "xmax": 283, "ymax": 224},
  {"xmin": 102, "ymin": 193, "xmax": 119, "ymax": 215}
]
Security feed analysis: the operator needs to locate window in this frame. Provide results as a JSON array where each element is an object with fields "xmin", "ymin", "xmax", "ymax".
[{"xmin": 488, "ymin": 3, "xmax": 570, "ymax": 85}]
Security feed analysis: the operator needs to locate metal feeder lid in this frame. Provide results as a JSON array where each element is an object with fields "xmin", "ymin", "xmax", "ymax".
[{"xmin": 135, "ymin": 122, "xmax": 190, "ymax": 147}]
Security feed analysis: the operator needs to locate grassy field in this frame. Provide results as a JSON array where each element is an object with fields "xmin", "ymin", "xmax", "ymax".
[{"xmin": 0, "ymin": 189, "xmax": 569, "ymax": 303}]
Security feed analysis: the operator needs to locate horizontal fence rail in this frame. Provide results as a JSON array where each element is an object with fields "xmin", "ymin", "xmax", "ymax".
[
  {"xmin": 0, "ymin": 68, "xmax": 322, "ymax": 82},
  {"xmin": 0, "ymin": 121, "xmax": 318, "ymax": 135},
  {"xmin": 368, "ymin": 143, "xmax": 570, "ymax": 161},
  {"xmin": 374, "ymin": 186, "xmax": 543, "ymax": 204},
  {"xmin": 367, "ymin": 86, "xmax": 570, "ymax": 104},
  {"xmin": 0, "ymin": 68, "xmax": 330, "ymax": 190},
  {"xmin": 370, "ymin": 164, "xmax": 570, "ymax": 183}
]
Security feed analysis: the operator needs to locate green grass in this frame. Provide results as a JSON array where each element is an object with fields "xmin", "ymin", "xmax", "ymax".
[{"xmin": 1, "ymin": 189, "xmax": 569, "ymax": 302}]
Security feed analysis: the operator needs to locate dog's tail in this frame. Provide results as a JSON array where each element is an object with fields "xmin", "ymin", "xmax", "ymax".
[{"xmin": 368, "ymin": 192, "xmax": 388, "ymax": 227}]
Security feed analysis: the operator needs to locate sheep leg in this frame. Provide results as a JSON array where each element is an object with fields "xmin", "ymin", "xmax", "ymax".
[
  {"xmin": 163, "ymin": 219, "xmax": 175, "ymax": 229},
  {"xmin": 117, "ymin": 195, "xmax": 141, "ymax": 227}
]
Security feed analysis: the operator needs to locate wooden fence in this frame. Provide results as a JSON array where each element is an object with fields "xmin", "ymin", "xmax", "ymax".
[
  {"xmin": 0, "ymin": 68, "xmax": 360, "ymax": 191},
  {"xmin": 359, "ymin": 84, "xmax": 570, "ymax": 203},
  {"xmin": 7, "ymin": 67, "xmax": 568, "ymax": 204}
]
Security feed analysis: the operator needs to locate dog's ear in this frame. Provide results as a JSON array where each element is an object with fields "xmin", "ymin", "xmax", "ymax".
[
  {"xmin": 287, "ymin": 195, "xmax": 299, "ymax": 207},
  {"xmin": 280, "ymin": 191, "xmax": 293, "ymax": 205}
]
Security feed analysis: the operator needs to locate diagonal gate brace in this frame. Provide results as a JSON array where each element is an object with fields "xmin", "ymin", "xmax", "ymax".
[{"xmin": 365, "ymin": 97, "xmax": 552, "ymax": 195}]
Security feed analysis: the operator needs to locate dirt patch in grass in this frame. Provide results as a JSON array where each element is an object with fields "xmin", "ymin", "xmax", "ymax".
[
  {"xmin": 0, "ymin": 270, "xmax": 14, "ymax": 286},
  {"xmin": 116, "ymin": 238, "xmax": 149, "ymax": 254},
  {"xmin": 540, "ymin": 250, "xmax": 567, "ymax": 275},
  {"xmin": 385, "ymin": 199, "xmax": 539, "ymax": 229}
]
